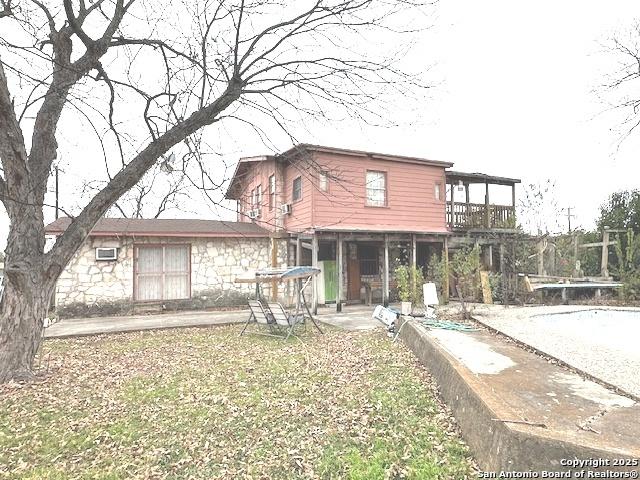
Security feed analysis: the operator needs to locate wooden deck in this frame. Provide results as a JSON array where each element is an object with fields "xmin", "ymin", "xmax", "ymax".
[{"xmin": 446, "ymin": 202, "xmax": 516, "ymax": 229}]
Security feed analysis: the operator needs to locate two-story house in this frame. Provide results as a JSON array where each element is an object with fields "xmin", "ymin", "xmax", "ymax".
[
  {"xmin": 46, "ymin": 144, "xmax": 519, "ymax": 317},
  {"xmin": 225, "ymin": 144, "xmax": 520, "ymax": 311}
]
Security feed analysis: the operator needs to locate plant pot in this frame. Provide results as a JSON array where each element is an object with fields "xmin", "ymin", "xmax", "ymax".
[{"xmin": 400, "ymin": 301, "xmax": 412, "ymax": 315}]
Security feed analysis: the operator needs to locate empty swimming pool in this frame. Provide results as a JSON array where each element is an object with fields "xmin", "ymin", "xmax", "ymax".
[{"xmin": 474, "ymin": 307, "xmax": 640, "ymax": 398}]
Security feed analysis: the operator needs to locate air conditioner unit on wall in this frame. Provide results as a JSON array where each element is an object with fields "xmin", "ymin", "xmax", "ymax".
[
  {"xmin": 281, "ymin": 203, "xmax": 292, "ymax": 215},
  {"xmin": 95, "ymin": 247, "xmax": 118, "ymax": 261},
  {"xmin": 247, "ymin": 209, "xmax": 260, "ymax": 220}
]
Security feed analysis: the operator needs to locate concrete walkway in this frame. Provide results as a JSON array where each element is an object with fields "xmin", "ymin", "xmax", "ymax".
[{"xmin": 44, "ymin": 304, "xmax": 383, "ymax": 338}]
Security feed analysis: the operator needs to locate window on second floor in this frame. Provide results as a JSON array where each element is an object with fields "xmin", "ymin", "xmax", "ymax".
[
  {"xmin": 435, "ymin": 182, "xmax": 442, "ymax": 201},
  {"xmin": 251, "ymin": 188, "xmax": 256, "ymax": 208},
  {"xmin": 256, "ymin": 184, "xmax": 262, "ymax": 209},
  {"xmin": 319, "ymin": 171, "xmax": 328, "ymax": 192},
  {"xmin": 365, "ymin": 170, "xmax": 386, "ymax": 207},
  {"xmin": 269, "ymin": 175, "xmax": 275, "ymax": 210},
  {"xmin": 292, "ymin": 176, "xmax": 302, "ymax": 201}
]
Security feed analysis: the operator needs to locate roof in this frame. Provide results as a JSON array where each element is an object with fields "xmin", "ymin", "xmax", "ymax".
[
  {"xmin": 225, "ymin": 143, "xmax": 454, "ymax": 200},
  {"xmin": 45, "ymin": 217, "xmax": 270, "ymax": 238},
  {"xmin": 445, "ymin": 170, "xmax": 521, "ymax": 186}
]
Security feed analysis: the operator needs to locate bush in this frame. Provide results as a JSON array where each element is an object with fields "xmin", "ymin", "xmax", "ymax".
[{"xmin": 394, "ymin": 265, "xmax": 425, "ymax": 305}]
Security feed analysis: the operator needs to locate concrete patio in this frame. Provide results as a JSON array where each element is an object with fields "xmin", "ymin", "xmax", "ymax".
[{"xmin": 44, "ymin": 304, "xmax": 383, "ymax": 338}]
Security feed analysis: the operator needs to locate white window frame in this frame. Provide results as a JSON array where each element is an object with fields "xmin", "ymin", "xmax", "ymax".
[
  {"xmin": 365, "ymin": 170, "xmax": 386, "ymax": 207},
  {"xmin": 319, "ymin": 171, "xmax": 329, "ymax": 192},
  {"xmin": 292, "ymin": 176, "xmax": 302, "ymax": 202}
]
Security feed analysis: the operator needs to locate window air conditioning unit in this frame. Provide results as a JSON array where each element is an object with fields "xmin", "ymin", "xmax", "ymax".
[
  {"xmin": 247, "ymin": 209, "xmax": 260, "ymax": 219},
  {"xmin": 281, "ymin": 203, "xmax": 292, "ymax": 215},
  {"xmin": 95, "ymin": 247, "xmax": 118, "ymax": 261}
]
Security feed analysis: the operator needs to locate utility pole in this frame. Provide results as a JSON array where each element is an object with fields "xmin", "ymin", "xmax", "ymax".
[{"xmin": 55, "ymin": 166, "xmax": 59, "ymax": 219}]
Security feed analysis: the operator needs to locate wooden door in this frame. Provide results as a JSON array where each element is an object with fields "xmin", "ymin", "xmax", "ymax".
[{"xmin": 347, "ymin": 257, "xmax": 361, "ymax": 301}]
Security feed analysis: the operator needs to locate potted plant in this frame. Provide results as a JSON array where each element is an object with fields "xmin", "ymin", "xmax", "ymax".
[{"xmin": 394, "ymin": 265, "xmax": 412, "ymax": 315}]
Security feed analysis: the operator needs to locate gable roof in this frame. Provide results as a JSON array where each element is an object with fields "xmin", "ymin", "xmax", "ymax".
[
  {"xmin": 45, "ymin": 217, "xmax": 270, "ymax": 238},
  {"xmin": 225, "ymin": 143, "xmax": 454, "ymax": 200}
]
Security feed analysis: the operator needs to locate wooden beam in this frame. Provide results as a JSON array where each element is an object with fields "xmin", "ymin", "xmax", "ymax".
[
  {"xmin": 270, "ymin": 238, "xmax": 278, "ymax": 301},
  {"xmin": 296, "ymin": 236, "xmax": 301, "ymax": 266},
  {"xmin": 484, "ymin": 181, "xmax": 490, "ymax": 228},
  {"xmin": 443, "ymin": 237, "xmax": 449, "ymax": 303},
  {"xmin": 411, "ymin": 234, "xmax": 417, "ymax": 269},
  {"xmin": 537, "ymin": 239, "xmax": 545, "ymax": 276},
  {"xmin": 383, "ymin": 234, "xmax": 390, "ymax": 307},
  {"xmin": 601, "ymin": 230, "xmax": 610, "ymax": 278},
  {"xmin": 465, "ymin": 183, "xmax": 470, "ymax": 205},
  {"xmin": 511, "ymin": 184, "xmax": 516, "ymax": 207},
  {"xmin": 311, "ymin": 234, "xmax": 319, "ymax": 314},
  {"xmin": 449, "ymin": 182, "xmax": 455, "ymax": 227},
  {"xmin": 336, "ymin": 233, "xmax": 343, "ymax": 313}
]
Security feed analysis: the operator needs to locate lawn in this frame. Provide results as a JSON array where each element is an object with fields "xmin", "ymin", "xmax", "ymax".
[{"xmin": 0, "ymin": 325, "xmax": 476, "ymax": 479}]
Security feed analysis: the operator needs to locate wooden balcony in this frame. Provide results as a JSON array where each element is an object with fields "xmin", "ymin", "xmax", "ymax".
[{"xmin": 446, "ymin": 202, "xmax": 516, "ymax": 230}]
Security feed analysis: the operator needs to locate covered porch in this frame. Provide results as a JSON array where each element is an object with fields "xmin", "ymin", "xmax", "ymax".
[
  {"xmin": 290, "ymin": 231, "xmax": 451, "ymax": 313},
  {"xmin": 445, "ymin": 171, "xmax": 520, "ymax": 230}
]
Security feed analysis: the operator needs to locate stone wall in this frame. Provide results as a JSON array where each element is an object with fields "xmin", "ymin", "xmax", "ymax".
[{"xmin": 55, "ymin": 235, "xmax": 286, "ymax": 318}]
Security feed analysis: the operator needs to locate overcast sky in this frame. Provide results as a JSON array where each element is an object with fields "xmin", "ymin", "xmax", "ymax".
[{"xmin": 2, "ymin": 0, "xmax": 640, "ymax": 249}]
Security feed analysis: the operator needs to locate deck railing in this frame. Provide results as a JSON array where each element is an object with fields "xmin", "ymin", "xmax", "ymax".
[{"xmin": 446, "ymin": 202, "xmax": 516, "ymax": 229}]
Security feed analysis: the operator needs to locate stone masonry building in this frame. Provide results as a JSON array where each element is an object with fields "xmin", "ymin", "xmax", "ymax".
[{"xmin": 45, "ymin": 218, "xmax": 287, "ymax": 318}]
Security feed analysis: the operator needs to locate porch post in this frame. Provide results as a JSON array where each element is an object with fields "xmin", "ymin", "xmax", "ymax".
[
  {"xmin": 484, "ymin": 181, "xmax": 490, "ymax": 228},
  {"xmin": 411, "ymin": 234, "xmax": 417, "ymax": 269},
  {"xmin": 270, "ymin": 237, "xmax": 278, "ymax": 301},
  {"xmin": 511, "ymin": 183, "xmax": 516, "ymax": 207},
  {"xmin": 465, "ymin": 183, "xmax": 470, "ymax": 205},
  {"xmin": 448, "ymin": 182, "xmax": 455, "ymax": 227},
  {"xmin": 383, "ymin": 234, "xmax": 389, "ymax": 307},
  {"xmin": 312, "ymin": 234, "xmax": 319, "ymax": 314},
  {"xmin": 296, "ymin": 236, "xmax": 302, "ymax": 266},
  {"xmin": 336, "ymin": 233, "xmax": 343, "ymax": 312},
  {"xmin": 443, "ymin": 236, "xmax": 450, "ymax": 304},
  {"xmin": 601, "ymin": 230, "xmax": 610, "ymax": 278}
]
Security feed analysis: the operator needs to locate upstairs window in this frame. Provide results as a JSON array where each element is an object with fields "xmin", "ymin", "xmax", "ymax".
[
  {"xmin": 435, "ymin": 182, "xmax": 442, "ymax": 201},
  {"xmin": 319, "ymin": 171, "xmax": 328, "ymax": 192},
  {"xmin": 251, "ymin": 188, "xmax": 257, "ymax": 208},
  {"xmin": 365, "ymin": 170, "xmax": 386, "ymax": 207},
  {"xmin": 292, "ymin": 176, "xmax": 302, "ymax": 201},
  {"xmin": 256, "ymin": 184, "xmax": 263, "ymax": 209},
  {"xmin": 269, "ymin": 175, "xmax": 276, "ymax": 210}
]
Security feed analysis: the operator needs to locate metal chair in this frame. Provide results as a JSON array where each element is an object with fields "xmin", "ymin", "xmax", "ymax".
[
  {"xmin": 240, "ymin": 300, "xmax": 279, "ymax": 336},
  {"xmin": 266, "ymin": 302, "xmax": 305, "ymax": 339}
]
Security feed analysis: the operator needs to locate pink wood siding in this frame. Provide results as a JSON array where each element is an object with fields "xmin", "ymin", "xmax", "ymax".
[
  {"xmin": 235, "ymin": 160, "xmax": 278, "ymax": 230},
  {"xmin": 307, "ymin": 151, "xmax": 448, "ymax": 233},
  {"xmin": 282, "ymin": 158, "xmax": 315, "ymax": 233}
]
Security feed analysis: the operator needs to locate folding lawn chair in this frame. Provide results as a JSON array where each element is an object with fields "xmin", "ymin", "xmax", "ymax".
[
  {"xmin": 240, "ymin": 300, "xmax": 279, "ymax": 336},
  {"xmin": 266, "ymin": 302, "xmax": 305, "ymax": 339}
]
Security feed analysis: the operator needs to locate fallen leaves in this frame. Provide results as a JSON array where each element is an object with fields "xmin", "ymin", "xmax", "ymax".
[{"xmin": 0, "ymin": 325, "xmax": 476, "ymax": 479}]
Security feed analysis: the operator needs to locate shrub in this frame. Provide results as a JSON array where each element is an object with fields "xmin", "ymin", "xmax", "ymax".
[{"xmin": 394, "ymin": 265, "xmax": 425, "ymax": 305}]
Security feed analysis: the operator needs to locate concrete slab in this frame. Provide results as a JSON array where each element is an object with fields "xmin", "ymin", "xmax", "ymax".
[
  {"xmin": 44, "ymin": 309, "xmax": 248, "ymax": 338},
  {"xmin": 398, "ymin": 317, "xmax": 640, "ymax": 474},
  {"xmin": 316, "ymin": 305, "xmax": 383, "ymax": 331},
  {"xmin": 472, "ymin": 305, "xmax": 640, "ymax": 399},
  {"xmin": 44, "ymin": 304, "xmax": 382, "ymax": 338}
]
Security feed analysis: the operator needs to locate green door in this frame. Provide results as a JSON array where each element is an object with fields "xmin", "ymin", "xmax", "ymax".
[{"xmin": 324, "ymin": 260, "xmax": 337, "ymax": 303}]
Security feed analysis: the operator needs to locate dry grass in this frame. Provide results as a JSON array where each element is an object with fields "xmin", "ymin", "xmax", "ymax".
[{"xmin": 0, "ymin": 325, "xmax": 475, "ymax": 479}]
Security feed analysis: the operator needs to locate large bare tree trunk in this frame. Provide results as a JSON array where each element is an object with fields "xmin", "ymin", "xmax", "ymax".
[
  {"xmin": 0, "ymin": 210, "xmax": 57, "ymax": 383},
  {"xmin": 0, "ymin": 278, "xmax": 54, "ymax": 382}
]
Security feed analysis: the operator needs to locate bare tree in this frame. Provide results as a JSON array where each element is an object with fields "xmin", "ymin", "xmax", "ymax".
[
  {"xmin": 517, "ymin": 179, "xmax": 563, "ymax": 235},
  {"xmin": 601, "ymin": 23, "xmax": 640, "ymax": 143},
  {"xmin": 0, "ymin": 0, "xmax": 428, "ymax": 382}
]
